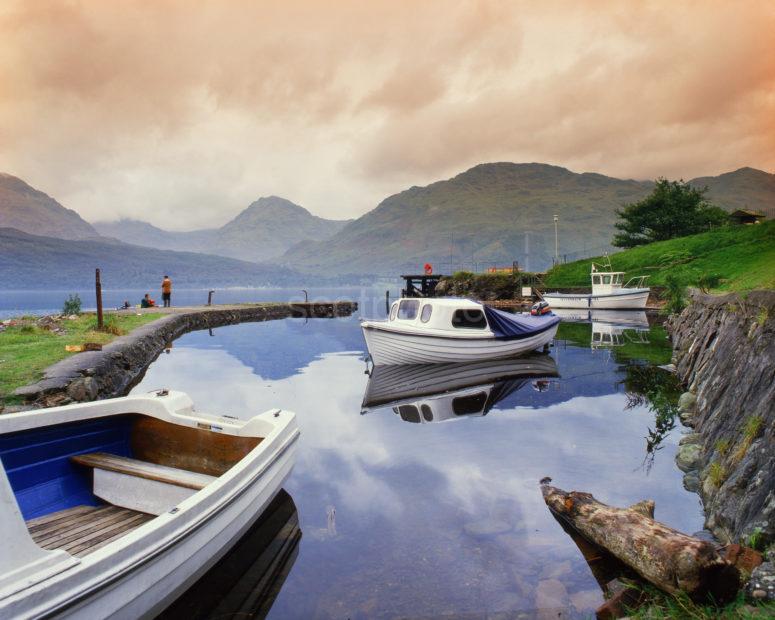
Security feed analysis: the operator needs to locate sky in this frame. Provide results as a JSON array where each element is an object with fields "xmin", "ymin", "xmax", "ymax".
[{"xmin": 1, "ymin": 1, "xmax": 773, "ymax": 230}]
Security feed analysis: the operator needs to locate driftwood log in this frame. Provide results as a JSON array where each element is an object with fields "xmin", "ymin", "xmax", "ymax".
[{"xmin": 540, "ymin": 478, "xmax": 740, "ymax": 604}]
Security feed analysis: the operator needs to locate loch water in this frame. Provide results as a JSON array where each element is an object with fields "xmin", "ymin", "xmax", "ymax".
[{"xmin": 129, "ymin": 291, "xmax": 702, "ymax": 619}]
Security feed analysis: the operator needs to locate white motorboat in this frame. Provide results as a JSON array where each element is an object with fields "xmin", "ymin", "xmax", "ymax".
[
  {"xmin": 361, "ymin": 354, "xmax": 560, "ymax": 423},
  {"xmin": 361, "ymin": 298, "xmax": 560, "ymax": 366},
  {"xmin": 0, "ymin": 390, "xmax": 299, "ymax": 619},
  {"xmin": 542, "ymin": 262, "xmax": 650, "ymax": 309}
]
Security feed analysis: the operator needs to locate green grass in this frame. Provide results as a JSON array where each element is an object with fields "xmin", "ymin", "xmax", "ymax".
[
  {"xmin": 0, "ymin": 313, "xmax": 162, "ymax": 406},
  {"xmin": 628, "ymin": 587, "xmax": 773, "ymax": 619},
  {"xmin": 544, "ymin": 221, "xmax": 775, "ymax": 292}
]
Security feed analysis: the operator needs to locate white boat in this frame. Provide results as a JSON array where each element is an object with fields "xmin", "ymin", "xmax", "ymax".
[
  {"xmin": 542, "ymin": 263, "xmax": 650, "ymax": 309},
  {"xmin": 0, "ymin": 390, "xmax": 299, "ymax": 619},
  {"xmin": 361, "ymin": 354, "xmax": 559, "ymax": 422},
  {"xmin": 361, "ymin": 298, "xmax": 560, "ymax": 366}
]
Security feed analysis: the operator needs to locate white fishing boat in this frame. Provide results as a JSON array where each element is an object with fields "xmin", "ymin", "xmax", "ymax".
[
  {"xmin": 542, "ymin": 262, "xmax": 650, "ymax": 309},
  {"xmin": 361, "ymin": 354, "xmax": 559, "ymax": 423},
  {"xmin": 0, "ymin": 390, "xmax": 299, "ymax": 619},
  {"xmin": 361, "ymin": 298, "xmax": 560, "ymax": 366}
]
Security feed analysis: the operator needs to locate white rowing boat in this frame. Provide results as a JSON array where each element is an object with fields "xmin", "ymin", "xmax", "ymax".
[
  {"xmin": 361, "ymin": 298, "xmax": 560, "ymax": 366},
  {"xmin": 0, "ymin": 390, "xmax": 298, "ymax": 619}
]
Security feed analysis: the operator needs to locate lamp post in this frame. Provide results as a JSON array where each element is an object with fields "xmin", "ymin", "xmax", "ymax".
[{"xmin": 553, "ymin": 214, "xmax": 559, "ymax": 264}]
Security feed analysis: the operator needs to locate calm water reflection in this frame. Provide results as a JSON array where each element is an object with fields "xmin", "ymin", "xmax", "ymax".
[{"xmin": 136, "ymin": 306, "xmax": 700, "ymax": 619}]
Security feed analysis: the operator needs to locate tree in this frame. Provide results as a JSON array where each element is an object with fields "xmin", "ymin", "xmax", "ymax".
[{"xmin": 612, "ymin": 179, "xmax": 728, "ymax": 248}]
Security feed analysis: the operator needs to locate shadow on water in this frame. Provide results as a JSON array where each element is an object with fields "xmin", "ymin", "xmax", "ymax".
[{"xmin": 157, "ymin": 489, "xmax": 301, "ymax": 620}]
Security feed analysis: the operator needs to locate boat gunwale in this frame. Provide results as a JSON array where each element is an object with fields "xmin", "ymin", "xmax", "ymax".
[{"xmin": 361, "ymin": 316, "xmax": 560, "ymax": 342}]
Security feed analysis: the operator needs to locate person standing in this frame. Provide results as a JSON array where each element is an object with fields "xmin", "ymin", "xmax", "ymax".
[{"xmin": 161, "ymin": 275, "xmax": 172, "ymax": 307}]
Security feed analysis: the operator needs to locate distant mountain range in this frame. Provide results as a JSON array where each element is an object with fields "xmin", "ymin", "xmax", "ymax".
[
  {"xmin": 93, "ymin": 196, "xmax": 350, "ymax": 263},
  {"xmin": 282, "ymin": 164, "xmax": 775, "ymax": 275},
  {"xmin": 0, "ymin": 173, "xmax": 98, "ymax": 240},
  {"xmin": 0, "ymin": 228, "xmax": 304, "ymax": 289},
  {"xmin": 1, "ymin": 164, "xmax": 773, "ymax": 284}
]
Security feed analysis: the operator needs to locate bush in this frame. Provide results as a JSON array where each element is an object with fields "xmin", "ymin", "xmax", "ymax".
[
  {"xmin": 662, "ymin": 274, "xmax": 687, "ymax": 315},
  {"xmin": 696, "ymin": 273, "xmax": 721, "ymax": 293},
  {"xmin": 62, "ymin": 294, "xmax": 82, "ymax": 316}
]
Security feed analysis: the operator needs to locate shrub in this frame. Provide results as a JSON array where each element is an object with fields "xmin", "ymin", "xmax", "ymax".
[
  {"xmin": 662, "ymin": 274, "xmax": 687, "ymax": 315},
  {"xmin": 707, "ymin": 461, "xmax": 727, "ymax": 488},
  {"xmin": 62, "ymin": 294, "xmax": 82, "ymax": 316},
  {"xmin": 696, "ymin": 273, "xmax": 721, "ymax": 293}
]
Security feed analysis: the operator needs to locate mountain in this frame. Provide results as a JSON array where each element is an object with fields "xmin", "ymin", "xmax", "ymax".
[
  {"xmin": 0, "ymin": 228, "xmax": 305, "ymax": 289},
  {"xmin": 0, "ymin": 173, "xmax": 98, "ymax": 240},
  {"xmin": 283, "ymin": 163, "xmax": 775, "ymax": 276},
  {"xmin": 283, "ymin": 163, "xmax": 654, "ymax": 275},
  {"xmin": 93, "ymin": 196, "xmax": 350, "ymax": 263},
  {"xmin": 690, "ymin": 167, "xmax": 775, "ymax": 218}
]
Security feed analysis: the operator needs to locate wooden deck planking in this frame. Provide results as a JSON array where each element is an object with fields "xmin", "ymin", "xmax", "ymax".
[{"xmin": 28, "ymin": 505, "xmax": 154, "ymax": 557}]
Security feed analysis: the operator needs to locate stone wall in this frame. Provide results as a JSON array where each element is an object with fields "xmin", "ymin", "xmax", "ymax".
[
  {"xmin": 13, "ymin": 302, "xmax": 356, "ymax": 408},
  {"xmin": 667, "ymin": 290, "xmax": 774, "ymax": 546}
]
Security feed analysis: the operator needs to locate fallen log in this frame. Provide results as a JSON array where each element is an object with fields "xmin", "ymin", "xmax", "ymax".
[{"xmin": 539, "ymin": 478, "xmax": 740, "ymax": 604}]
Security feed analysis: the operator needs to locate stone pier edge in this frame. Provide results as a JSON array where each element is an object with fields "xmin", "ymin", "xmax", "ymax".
[{"xmin": 13, "ymin": 301, "xmax": 357, "ymax": 408}]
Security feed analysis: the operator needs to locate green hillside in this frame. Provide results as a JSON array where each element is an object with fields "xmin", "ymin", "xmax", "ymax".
[{"xmin": 543, "ymin": 221, "xmax": 775, "ymax": 292}]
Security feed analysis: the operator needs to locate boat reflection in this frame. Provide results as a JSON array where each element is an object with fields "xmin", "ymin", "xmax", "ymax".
[
  {"xmin": 361, "ymin": 353, "xmax": 559, "ymax": 423},
  {"xmin": 157, "ymin": 489, "xmax": 300, "ymax": 619},
  {"xmin": 553, "ymin": 309, "xmax": 651, "ymax": 348}
]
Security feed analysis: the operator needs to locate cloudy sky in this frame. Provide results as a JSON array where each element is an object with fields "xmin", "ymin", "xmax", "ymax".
[{"xmin": 1, "ymin": 1, "xmax": 773, "ymax": 230}]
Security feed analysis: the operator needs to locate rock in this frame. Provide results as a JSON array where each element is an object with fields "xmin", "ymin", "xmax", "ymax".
[
  {"xmin": 65, "ymin": 376, "xmax": 98, "ymax": 402},
  {"xmin": 683, "ymin": 472, "xmax": 701, "ymax": 492},
  {"xmin": 535, "ymin": 578, "xmax": 568, "ymax": 611},
  {"xmin": 463, "ymin": 518, "xmax": 512, "ymax": 537},
  {"xmin": 723, "ymin": 543, "xmax": 763, "ymax": 575},
  {"xmin": 675, "ymin": 443, "xmax": 701, "ymax": 472},
  {"xmin": 677, "ymin": 391, "xmax": 696, "ymax": 413},
  {"xmin": 679, "ymin": 433, "xmax": 702, "ymax": 446},
  {"xmin": 745, "ymin": 561, "xmax": 775, "ymax": 602},
  {"xmin": 595, "ymin": 582, "xmax": 647, "ymax": 620},
  {"xmin": 679, "ymin": 409, "xmax": 695, "ymax": 426}
]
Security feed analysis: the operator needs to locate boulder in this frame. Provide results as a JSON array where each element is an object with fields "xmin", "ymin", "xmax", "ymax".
[{"xmin": 676, "ymin": 444, "xmax": 701, "ymax": 472}]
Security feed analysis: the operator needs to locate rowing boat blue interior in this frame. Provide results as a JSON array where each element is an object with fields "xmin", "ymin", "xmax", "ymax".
[{"xmin": 0, "ymin": 415, "xmax": 134, "ymax": 520}]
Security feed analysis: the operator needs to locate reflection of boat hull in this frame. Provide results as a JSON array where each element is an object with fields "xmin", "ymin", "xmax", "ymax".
[
  {"xmin": 543, "ymin": 288, "xmax": 649, "ymax": 309},
  {"xmin": 361, "ymin": 323, "xmax": 559, "ymax": 365},
  {"xmin": 158, "ymin": 489, "xmax": 301, "ymax": 619},
  {"xmin": 362, "ymin": 354, "xmax": 559, "ymax": 410},
  {"xmin": 553, "ymin": 309, "xmax": 650, "ymax": 329}
]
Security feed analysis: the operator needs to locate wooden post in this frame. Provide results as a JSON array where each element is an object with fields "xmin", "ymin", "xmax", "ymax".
[{"xmin": 95, "ymin": 268, "xmax": 103, "ymax": 329}]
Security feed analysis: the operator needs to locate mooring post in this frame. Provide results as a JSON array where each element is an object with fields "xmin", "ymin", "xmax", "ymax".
[
  {"xmin": 95, "ymin": 268, "xmax": 104, "ymax": 329},
  {"xmin": 301, "ymin": 289, "xmax": 308, "ymax": 303},
  {"xmin": 207, "ymin": 290, "xmax": 215, "ymax": 306}
]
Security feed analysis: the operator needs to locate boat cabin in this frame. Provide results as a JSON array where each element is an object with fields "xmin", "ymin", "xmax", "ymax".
[
  {"xmin": 590, "ymin": 264, "xmax": 649, "ymax": 295},
  {"xmin": 387, "ymin": 298, "xmax": 490, "ymax": 332}
]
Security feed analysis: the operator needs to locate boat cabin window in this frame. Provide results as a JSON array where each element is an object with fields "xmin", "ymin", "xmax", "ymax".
[
  {"xmin": 420, "ymin": 304, "xmax": 433, "ymax": 323},
  {"xmin": 451, "ymin": 309, "xmax": 487, "ymax": 329},
  {"xmin": 613, "ymin": 274, "xmax": 623, "ymax": 284},
  {"xmin": 453, "ymin": 392, "xmax": 487, "ymax": 415},
  {"xmin": 396, "ymin": 405, "xmax": 421, "ymax": 423},
  {"xmin": 592, "ymin": 275, "xmax": 601, "ymax": 285},
  {"xmin": 398, "ymin": 299, "xmax": 420, "ymax": 320},
  {"xmin": 603, "ymin": 275, "xmax": 611, "ymax": 285},
  {"xmin": 389, "ymin": 303, "xmax": 398, "ymax": 321},
  {"xmin": 421, "ymin": 404, "xmax": 433, "ymax": 421}
]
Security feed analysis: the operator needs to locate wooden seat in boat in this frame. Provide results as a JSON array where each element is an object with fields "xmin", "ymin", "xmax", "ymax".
[
  {"xmin": 71, "ymin": 452, "xmax": 217, "ymax": 515},
  {"xmin": 71, "ymin": 452, "xmax": 216, "ymax": 490}
]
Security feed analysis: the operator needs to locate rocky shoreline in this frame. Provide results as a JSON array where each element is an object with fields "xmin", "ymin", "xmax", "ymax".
[
  {"xmin": 12, "ymin": 302, "xmax": 357, "ymax": 409},
  {"xmin": 667, "ymin": 290, "xmax": 774, "ymax": 598}
]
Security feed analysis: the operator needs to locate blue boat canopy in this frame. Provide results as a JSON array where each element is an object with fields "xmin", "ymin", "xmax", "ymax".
[{"xmin": 483, "ymin": 305, "xmax": 560, "ymax": 340}]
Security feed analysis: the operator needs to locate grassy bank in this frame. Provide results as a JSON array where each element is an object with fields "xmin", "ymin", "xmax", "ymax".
[
  {"xmin": 544, "ymin": 221, "xmax": 775, "ymax": 291},
  {"xmin": 0, "ymin": 312, "xmax": 162, "ymax": 407}
]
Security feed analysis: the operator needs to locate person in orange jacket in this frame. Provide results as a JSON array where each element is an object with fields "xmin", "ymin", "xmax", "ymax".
[{"xmin": 161, "ymin": 275, "xmax": 172, "ymax": 307}]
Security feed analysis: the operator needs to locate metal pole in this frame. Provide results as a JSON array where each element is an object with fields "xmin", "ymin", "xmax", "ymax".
[
  {"xmin": 207, "ymin": 290, "xmax": 215, "ymax": 306},
  {"xmin": 95, "ymin": 268, "xmax": 103, "ymax": 329},
  {"xmin": 553, "ymin": 214, "xmax": 559, "ymax": 263}
]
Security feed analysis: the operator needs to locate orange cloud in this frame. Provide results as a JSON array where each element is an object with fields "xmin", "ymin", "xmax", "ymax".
[{"xmin": 0, "ymin": 0, "xmax": 772, "ymax": 228}]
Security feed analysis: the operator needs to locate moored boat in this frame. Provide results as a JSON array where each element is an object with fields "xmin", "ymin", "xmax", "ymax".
[
  {"xmin": 542, "ymin": 262, "xmax": 650, "ymax": 309},
  {"xmin": 361, "ymin": 298, "xmax": 560, "ymax": 366},
  {"xmin": 0, "ymin": 390, "xmax": 298, "ymax": 619}
]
